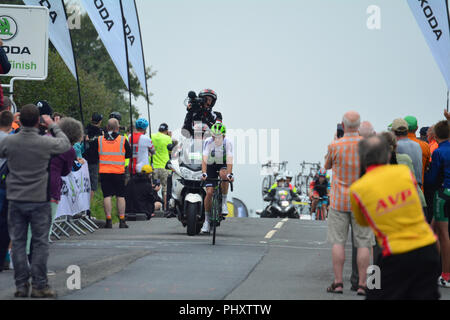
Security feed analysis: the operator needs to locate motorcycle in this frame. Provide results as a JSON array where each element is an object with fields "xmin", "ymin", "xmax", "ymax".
[
  {"xmin": 260, "ymin": 187, "xmax": 300, "ymax": 219},
  {"xmin": 167, "ymin": 136, "xmax": 207, "ymax": 236}
]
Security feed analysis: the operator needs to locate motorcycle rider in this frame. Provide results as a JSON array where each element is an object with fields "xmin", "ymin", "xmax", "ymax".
[
  {"xmin": 263, "ymin": 175, "xmax": 300, "ymax": 217},
  {"xmin": 182, "ymin": 89, "xmax": 223, "ymax": 138},
  {"xmin": 268, "ymin": 171, "xmax": 298, "ymax": 193},
  {"xmin": 309, "ymin": 168, "xmax": 330, "ymax": 219},
  {"xmin": 200, "ymin": 123, "xmax": 234, "ymax": 234}
]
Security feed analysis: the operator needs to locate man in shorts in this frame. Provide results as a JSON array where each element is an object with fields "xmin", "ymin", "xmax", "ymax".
[
  {"xmin": 200, "ymin": 123, "xmax": 234, "ymax": 234},
  {"xmin": 95, "ymin": 118, "xmax": 132, "ymax": 228},
  {"xmin": 324, "ymin": 111, "xmax": 374, "ymax": 296},
  {"xmin": 425, "ymin": 119, "xmax": 450, "ymax": 287}
]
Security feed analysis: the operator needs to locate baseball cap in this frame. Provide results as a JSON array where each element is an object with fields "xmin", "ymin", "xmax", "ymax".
[
  {"xmin": 36, "ymin": 100, "xmax": 53, "ymax": 116},
  {"xmin": 404, "ymin": 116, "xmax": 418, "ymax": 131},
  {"xmin": 159, "ymin": 123, "xmax": 169, "ymax": 132},
  {"xmin": 91, "ymin": 112, "xmax": 103, "ymax": 123},
  {"xmin": 391, "ymin": 118, "xmax": 409, "ymax": 133}
]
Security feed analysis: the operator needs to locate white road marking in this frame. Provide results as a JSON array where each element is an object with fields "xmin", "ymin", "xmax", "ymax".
[
  {"xmin": 264, "ymin": 230, "xmax": 277, "ymax": 239},
  {"xmin": 282, "ymin": 218, "xmax": 289, "ymax": 222},
  {"xmin": 274, "ymin": 222, "xmax": 284, "ymax": 229}
]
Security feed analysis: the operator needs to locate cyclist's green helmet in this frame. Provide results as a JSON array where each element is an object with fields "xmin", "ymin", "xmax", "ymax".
[{"xmin": 211, "ymin": 122, "xmax": 226, "ymax": 137}]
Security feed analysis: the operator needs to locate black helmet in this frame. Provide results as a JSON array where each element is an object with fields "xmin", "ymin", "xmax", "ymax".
[
  {"xmin": 36, "ymin": 100, "xmax": 53, "ymax": 116},
  {"xmin": 109, "ymin": 111, "xmax": 122, "ymax": 122},
  {"xmin": 198, "ymin": 89, "xmax": 217, "ymax": 108},
  {"xmin": 91, "ymin": 112, "xmax": 103, "ymax": 123}
]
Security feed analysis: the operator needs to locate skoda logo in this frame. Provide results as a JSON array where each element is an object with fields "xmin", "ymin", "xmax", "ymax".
[{"xmin": 0, "ymin": 16, "xmax": 18, "ymax": 41}]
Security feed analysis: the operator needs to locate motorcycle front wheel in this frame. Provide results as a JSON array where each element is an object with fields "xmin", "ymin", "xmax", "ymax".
[{"xmin": 186, "ymin": 202, "xmax": 200, "ymax": 236}]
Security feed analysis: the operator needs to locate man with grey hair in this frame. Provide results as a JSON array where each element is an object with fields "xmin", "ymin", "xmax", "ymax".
[
  {"xmin": 350, "ymin": 135, "xmax": 439, "ymax": 300},
  {"xmin": 358, "ymin": 121, "xmax": 375, "ymax": 138},
  {"xmin": 324, "ymin": 111, "xmax": 374, "ymax": 296}
]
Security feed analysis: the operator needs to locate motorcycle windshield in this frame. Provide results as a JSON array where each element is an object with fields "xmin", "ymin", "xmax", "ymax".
[
  {"xmin": 177, "ymin": 137, "xmax": 203, "ymax": 171},
  {"xmin": 275, "ymin": 188, "xmax": 292, "ymax": 201}
]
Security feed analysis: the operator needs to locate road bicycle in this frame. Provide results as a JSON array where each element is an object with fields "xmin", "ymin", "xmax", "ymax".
[{"xmin": 203, "ymin": 178, "xmax": 234, "ymax": 245}]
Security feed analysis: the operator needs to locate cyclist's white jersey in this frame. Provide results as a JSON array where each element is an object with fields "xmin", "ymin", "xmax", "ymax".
[{"xmin": 202, "ymin": 137, "xmax": 234, "ymax": 165}]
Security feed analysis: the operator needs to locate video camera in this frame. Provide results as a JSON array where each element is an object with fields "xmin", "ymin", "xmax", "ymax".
[{"xmin": 186, "ymin": 91, "xmax": 206, "ymax": 112}]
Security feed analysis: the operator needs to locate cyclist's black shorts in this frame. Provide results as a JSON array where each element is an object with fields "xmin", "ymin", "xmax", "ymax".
[{"xmin": 206, "ymin": 164, "xmax": 227, "ymax": 188}]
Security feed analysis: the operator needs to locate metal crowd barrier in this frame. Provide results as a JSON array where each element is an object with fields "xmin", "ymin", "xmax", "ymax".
[{"xmin": 51, "ymin": 211, "xmax": 99, "ymax": 240}]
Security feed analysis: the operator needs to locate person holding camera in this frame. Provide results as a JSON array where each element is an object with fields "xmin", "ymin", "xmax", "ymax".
[
  {"xmin": 182, "ymin": 89, "xmax": 223, "ymax": 137},
  {"xmin": 0, "ymin": 104, "xmax": 71, "ymax": 298}
]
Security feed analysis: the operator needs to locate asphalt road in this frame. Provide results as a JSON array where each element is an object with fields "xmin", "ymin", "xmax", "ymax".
[{"xmin": 1, "ymin": 217, "xmax": 449, "ymax": 300}]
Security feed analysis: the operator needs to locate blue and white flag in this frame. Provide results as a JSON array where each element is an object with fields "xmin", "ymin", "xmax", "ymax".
[
  {"xmin": 407, "ymin": 0, "xmax": 450, "ymax": 88},
  {"xmin": 80, "ymin": 0, "xmax": 129, "ymax": 88},
  {"xmin": 122, "ymin": 0, "xmax": 148, "ymax": 97},
  {"xmin": 23, "ymin": 0, "xmax": 77, "ymax": 79}
]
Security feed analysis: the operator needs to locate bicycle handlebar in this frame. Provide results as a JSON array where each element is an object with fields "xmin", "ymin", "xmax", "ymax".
[{"xmin": 201, "ymin": 179, "xmax": 234, "ymax": 192}]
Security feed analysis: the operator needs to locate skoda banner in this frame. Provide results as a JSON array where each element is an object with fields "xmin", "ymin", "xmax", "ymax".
[
  {"xmin": 407, "ymin": 0, "xmax": 450, "ymax": 89},
  {"xmin": 0, "ymin": 4, "xmax": 49, "ymax": 80}
]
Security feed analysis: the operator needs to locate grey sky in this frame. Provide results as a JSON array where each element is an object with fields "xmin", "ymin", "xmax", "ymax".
[{"xmin": 133, "ymin": 0, "xmax": 446, "ymax": 214}]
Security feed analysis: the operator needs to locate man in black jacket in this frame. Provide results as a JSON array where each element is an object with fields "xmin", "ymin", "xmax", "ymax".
[{"xmin": 83, "ymin": 113, "xmax": 104, "ymax": 206}]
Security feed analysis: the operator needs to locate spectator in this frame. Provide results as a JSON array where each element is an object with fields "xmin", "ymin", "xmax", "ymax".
[
  {"xmin": 129, "ymin": 118, "xmax": 155, "ymax": 174},
  {"xmin": 420, "ymin": 126, "xmax": 430, "ymax": 142},
  {"xmin": 36, "ymin": 100, "xmax": 53, "ymax": 136},
  {"xmin": 379, "ymin": 131, "xmax": 428, "ymax": 220},
  {"xmin": 0, "ymin": 104, "xmax": 71, "ymax": 298},
  {"xmin": 90, "ymin": 118, "xmax": 132, "ymax": 229},
  {"xmin": 324, "ymin": 111, "xmax": 374, "ymax": 296},
  {"xmin": 25, "ymin": 117, "xmax": 83, "ymax": 264},
  {"xmin": 392, "ymin": 118, "xmax": 423, "ymax": 188},
  {"xmin": 52, "ymin": 112, "xmax": 64, "ymax": 123},
  {"xmin": 350, "ymin": 135, "xmax": 439, "ymax": 300},
  {"xmin": 405, "ymin": 116, "xmax": 431, "ymax": 190},
  {"xmin": 125, "ymin": 165, "xmax": 162, "ymax": 220},
  {"xmin": 424, "ymin": 120, "xmax": 450, "ymax": 288},
  {"xmin": 358, "ymin": 121, "xmax": 375, "ymax": 138},
  {"xmin": 0, "ymin": 111, "xmax": 13, "ymax": 272},
  {"xmin": 0, "ymin": 97, "xmax": 19, "ymax": 132},
  {"xmin": 0, "ymin": 39, "xmax": 11, "ymax": 107},
  {"xmin": 152, "ymin": 123, "xmax": 177, "ymax": 211},
  {"xmin": 48, "ymin": 118, "xmax": 83, "ymax": 234},
  {"xmin": 83, "ymin": 112, "xmax": 104, "ymax": 211},
  {"xmin": 428, "ymin": 125, "xmax": 438, "ymax": 159}
]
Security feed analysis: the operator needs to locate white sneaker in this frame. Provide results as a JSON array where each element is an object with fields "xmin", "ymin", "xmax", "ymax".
[
  {"xmin": 201, "ymin": 220, "xmax": 210, "ymax": 234},
  {"xmin": 222, "ymin": 203, "xmax": 229, "ymax": 216},
  {"xmin": 438, "ymin": 276, "xmax": 450, "ymax": 288}
]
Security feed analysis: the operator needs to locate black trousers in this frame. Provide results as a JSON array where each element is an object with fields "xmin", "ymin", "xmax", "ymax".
[{"xmin": 366, "ymin": 244, "xmax": 440, "ymax": 300}]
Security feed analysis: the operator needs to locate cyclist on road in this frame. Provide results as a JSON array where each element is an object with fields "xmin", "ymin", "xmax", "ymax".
[
  {"xmin": 200, "ymin": 123, "xmax": 234, "ymax": 234},
  {"xmin": 309, "ymin": 168, "xmax": 330, "ymax": 219},
  {"xmin": 182, "ymin": 89, "xmax": 223, "ymax": 138}
]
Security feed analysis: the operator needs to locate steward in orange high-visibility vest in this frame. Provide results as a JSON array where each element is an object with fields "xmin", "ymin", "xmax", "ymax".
[{"xmin": 98, "ymin": 135, "xmax": 127, "ymax": 174}]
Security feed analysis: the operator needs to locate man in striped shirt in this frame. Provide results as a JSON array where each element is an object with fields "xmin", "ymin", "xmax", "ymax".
[{"xmin": 324, "ymin": 111, "xmax": 374, "ymax": 296}]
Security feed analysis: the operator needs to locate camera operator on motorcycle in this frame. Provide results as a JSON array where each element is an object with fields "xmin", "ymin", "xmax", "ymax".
[
  {"xmin": 309, "ymin": 168, "xmax": 330, "ymax": 218},
  {"xmin": 200, "ymin": 123, "xmax": 234, "ymax": 234},
  {"xmin": 182, "ymin": 89, "xmax": 223, "ymax": 138}
]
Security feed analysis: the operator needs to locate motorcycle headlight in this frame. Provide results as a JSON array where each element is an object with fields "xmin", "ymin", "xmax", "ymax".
[
  {"xmin": 281, "ymin": 201, "xmax": 289, "ymax": 207},
  {"xmin": 180, "ymin": 167, "xmax": 202, "ymax": 181}
]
